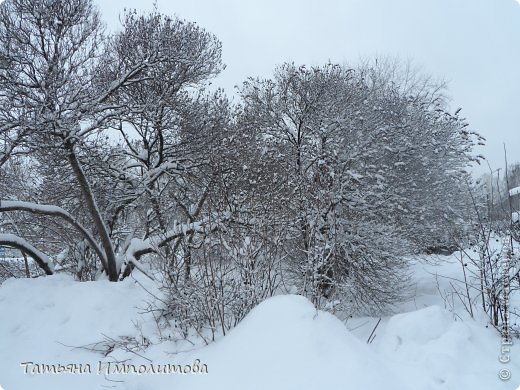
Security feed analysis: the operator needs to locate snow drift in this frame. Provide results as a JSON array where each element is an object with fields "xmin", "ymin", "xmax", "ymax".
[
  {"xmin": 0, "ymin": 263, "xmax": 519, "ymax": 390},
  {"xmin": 0, "ymin": 275, "xmax": 407, "ymax": 390},
  {"xmin": 136, "ymin": 295, "xmax": 410, "ymax": 390}
]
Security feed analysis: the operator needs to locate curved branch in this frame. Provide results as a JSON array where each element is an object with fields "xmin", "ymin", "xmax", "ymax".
[
  {"xmin": 0, "ymin": 233, "xmax": 53, "ymax": 275},
  {"xmin": 0, "ymin": 200, "xmax": 108, "ymax": 273},
  {"xmin": 120, "ymin": 222, "xmax": 217, "ymax": 280}
]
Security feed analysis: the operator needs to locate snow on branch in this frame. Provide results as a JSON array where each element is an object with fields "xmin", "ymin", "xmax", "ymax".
[
  {"xmin": 125, "ymin": 221, "xmax": 207, "ymax": 260},
  {"xmin": 0, "ymin": 200, "xmax": 108, "ymax": 272},
  {"xmin": 0, "ymin": 233, "xmax": 54, "ymax": 275},
  {"xmin": 509, "ymin": 186, "xmax": 520, "ymax": 197},
  {"xmin": 120, "ymin": 213, "xmax": 256, "ymax": 280},
  {"xmin": 120, "ymin": 220, "xmax": 221, "ymax": 280}
]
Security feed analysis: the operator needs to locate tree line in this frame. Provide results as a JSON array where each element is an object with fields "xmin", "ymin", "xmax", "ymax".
[{"xmin": 0, "ymin": 0, "xmax": 483, "ymax": 333}]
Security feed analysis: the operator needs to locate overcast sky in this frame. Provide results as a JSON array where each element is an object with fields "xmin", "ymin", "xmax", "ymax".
[{"xmin": 96, "ymin": 0, "xmax": 520, "ymax": 176}]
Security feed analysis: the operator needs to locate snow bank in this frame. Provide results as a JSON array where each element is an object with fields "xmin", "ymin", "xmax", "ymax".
[
  {"xmin": 0, "ymin": 263, "xmax": 519, "ymax": 390},
  {"xmin": 0, "ymin": 275, "xmax": 151, "ymax": 390},
  {"xmin": 0, "ymin": 276, "xmax": 408, "ymax": 390},
  {"xmin": 137, "ymin": 295, "xmax": 410, "ymax": 390},
  {"xmin": 374, "ymin": 304, "xmax": 517, "ymax": 390}
]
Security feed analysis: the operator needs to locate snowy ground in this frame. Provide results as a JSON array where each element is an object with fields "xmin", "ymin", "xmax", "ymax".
[{"xmin": 0, "ymin": 253, "xmax": 519, "ymax": 390}]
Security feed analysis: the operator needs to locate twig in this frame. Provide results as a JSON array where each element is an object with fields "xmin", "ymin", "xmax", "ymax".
[{"xmin": 366, "ymin": 318, "xmax": 381, "ymax": 344}]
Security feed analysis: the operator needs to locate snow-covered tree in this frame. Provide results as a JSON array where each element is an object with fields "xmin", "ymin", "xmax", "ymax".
[
  {"xmin": 0, "ymin": 1, "xmax": 226, "ymax": 281},
  {"xmin": 237, "ymin": 62, "xmax": 481, "ymax": 311}
]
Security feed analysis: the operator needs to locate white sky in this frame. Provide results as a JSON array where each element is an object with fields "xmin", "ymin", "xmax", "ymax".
[{"xmin": 96, "ymin": 0, "xmax": 520, "ymax": 176}]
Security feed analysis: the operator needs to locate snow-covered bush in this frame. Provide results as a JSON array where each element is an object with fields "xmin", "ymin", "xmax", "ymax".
[{"xmin": 237, "ymin": 62, "xmax": 480, "ymax": 312}]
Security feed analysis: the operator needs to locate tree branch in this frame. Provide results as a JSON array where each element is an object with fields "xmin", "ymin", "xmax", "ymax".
[
  {"xmin": 0, "ymin": 233, "xmax": 53, "ymax": 275},
  {"xmin": 0, "ymin": 199, "xmax": 108, "ymax": 273}
]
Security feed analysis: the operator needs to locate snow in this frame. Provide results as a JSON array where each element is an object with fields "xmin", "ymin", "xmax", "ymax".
[
  {"xmin": 510, "ymin": 187, "xmax": 520, "ymax": 197},
  {"xmin": 0, "ymin": 254, "xmax": 519, "ymax": 390},
  {"xmin": 139, "ymin": 295, "xmax": 409, "ymax": 390},
  {"xmin": 0, "ymin": 200, "xmax": 72, "ymax": 215},
  {"xmin": 0, "ymin": 275, "xmax": 151, "ymax": 390},
  {"xmin": 376, "ymin": 305, "xmax": 507, "ymax": 389}
]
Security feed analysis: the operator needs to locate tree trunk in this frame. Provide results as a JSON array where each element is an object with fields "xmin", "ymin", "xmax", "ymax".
[{"xmin": 65, "ymin": 141, "xmax": 119, "ymax": 281}]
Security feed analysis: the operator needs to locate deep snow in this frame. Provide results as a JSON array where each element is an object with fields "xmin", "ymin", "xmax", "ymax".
[{"xmin": 0, "ymin": 254, "xmax": 519, "ymax": 390}]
